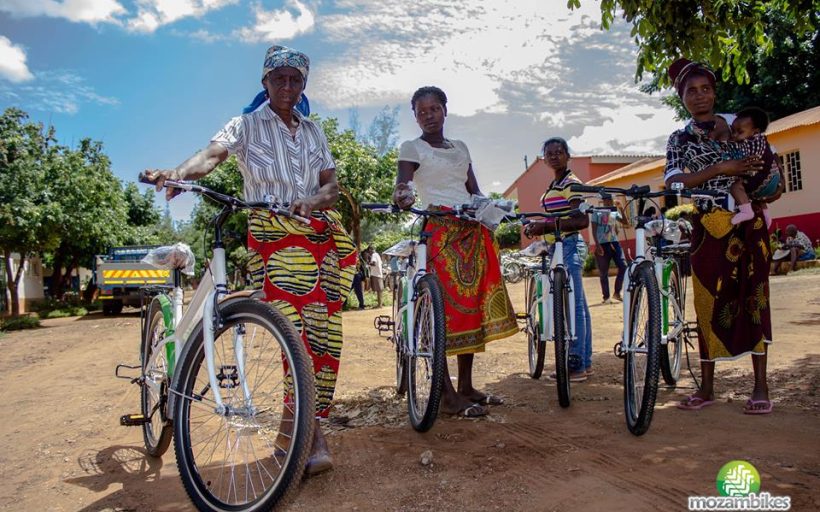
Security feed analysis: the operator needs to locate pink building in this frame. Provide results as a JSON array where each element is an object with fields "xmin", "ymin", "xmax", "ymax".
[{"xmin": 503, "ymin": 154, "xmax": 656, "ymax": 247}]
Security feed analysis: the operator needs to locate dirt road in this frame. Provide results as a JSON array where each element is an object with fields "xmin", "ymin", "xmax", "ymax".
[{"xmin": 1, "ymin": 274, "xmax": 818, "ymax": 511}]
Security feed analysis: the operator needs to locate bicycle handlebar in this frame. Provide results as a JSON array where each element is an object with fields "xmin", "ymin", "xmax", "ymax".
[
  {"xmin": 361, "ymin": 202, "xmax": 481, "ymax": 221},
  {"xmin": 570, "ymin": 183, "xmax": 723, "ymax": 199},
  {"xmin": 138, "ymin": 172, "xmax": 311, "ymax": 224}
]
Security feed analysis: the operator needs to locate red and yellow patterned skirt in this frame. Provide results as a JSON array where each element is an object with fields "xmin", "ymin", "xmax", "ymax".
[
  {"xmin": 690, "ymin": 205, "xmax": 772, "ymax": 361},
  {"xmin": 247, "ymin": 208, "xmax": 356, "ymax": 418},
  {"xmin": 426, "ymin": 214, "xmax": 518, "ymax": 356}
]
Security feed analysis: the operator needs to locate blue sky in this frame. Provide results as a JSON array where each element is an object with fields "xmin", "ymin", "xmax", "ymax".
[{"xmin": 0, "ymin": 0, "xmax": 681, "ymax": 221}]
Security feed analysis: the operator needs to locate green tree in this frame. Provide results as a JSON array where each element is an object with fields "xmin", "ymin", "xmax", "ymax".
[
  {"xmin": 320, "ymin": 117, "xmax": 396, "ymax": 249},
  {"xmin": 571, "ymin": 0, "xmax": 817, "ymax": 85},
  {"xmin": 47, "ymin": 139, "xmax": 129, "ymax": 298},
  {"xmin": 0, "ymin": 108, "xmax": 61, "ymax": 316},
  {"xmin": 647, "ymin": 10, "xmax": 820, "ymax": 120},
  {"xmin": 366, "ymin": 105, "xmax": 401, "ymax": 156},
  {"xmin": 123, "ymin": 182, "xmax": 161, "ymax": 228}
]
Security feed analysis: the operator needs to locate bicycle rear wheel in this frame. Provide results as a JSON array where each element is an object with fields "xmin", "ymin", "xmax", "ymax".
[
  {"xmin": 660, "ymin": 262, "xmax": 684, "ymax": 386},
  {"xmin": 525, "ymin": 275, "xmax": 545, "ymax": 379},
  {"xmin": 552, "ymin": 269, "xmax": 571, "ymax": 408},
  {"xmin": 406, "ymin": 274, "xmax": 446, "ymax": 432},
  {"xmin": 173, "ymin": 299, "xmax": 315, "ymax": 511},
  {"xmin": 141, "ymin": 298, "xmax": 173, "ymax": 457},
  {"xmin": 624, "ymin": 263, "xmax": 662, "ymax": 436}
]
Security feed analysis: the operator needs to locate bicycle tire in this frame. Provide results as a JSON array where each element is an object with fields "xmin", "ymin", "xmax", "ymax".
[
  {"xmin": 624, "ymin": 262, "xmax": 662, "ymax": 436},
  {"xmin": 660, "ymin": 262, "xmax": 684, "ymax": 386},
  {"xmin": 526, "ymin": 276, "xmax": 545, "ymax": 379},
  {"xmin": 173, "ymin": 299, "xmax": 315, "ymax": 511},
  {"xmin": 552, "ymin": 268, "xmax": 572, "ymax": 408},
  {"xmin": 141, "ymin": 298, "xmax": 173, "ymax": 457},
  {"xmin": 393, "ymin": 277, "xmax": 408, "ymax": 396},
  {"xmin": 406, "ymin": 274, "xmax": 446, "ymax": 432}
]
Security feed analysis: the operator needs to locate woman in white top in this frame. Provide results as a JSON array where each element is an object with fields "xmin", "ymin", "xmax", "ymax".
[{"xmin": 393, "ymin": 86, "xmax": 518, "ymax": 418}]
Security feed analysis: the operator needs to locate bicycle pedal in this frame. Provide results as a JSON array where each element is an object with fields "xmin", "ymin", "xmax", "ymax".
[
  {"xmin": 120, "ymin": 413, "xmax": 149, "ymax": 427},
  {"xmin": 373, "ymin": 315, "xmax": 394, "ymax": 333},
  {"xmin": 115, "ymin": 363, "xmax": 141, "ymax": 380}
]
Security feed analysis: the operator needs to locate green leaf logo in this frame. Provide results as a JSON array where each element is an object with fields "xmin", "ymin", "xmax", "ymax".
[{"xmin": 716, "ymin": 460, "xmax": 761, "ymax": 497}]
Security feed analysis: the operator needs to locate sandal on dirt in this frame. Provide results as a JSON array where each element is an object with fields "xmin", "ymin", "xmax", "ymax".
[
  {"xmin": 676, "ymin": 395, "xmax": 715, "ymax": 411},
  {"xmin": 306, "ymin": 452, "xmax": 334, "ymax": 476},
  {"xmin": 475, "ymin": 394, "xmax": 504, "ymax": 406},
  {"xmin": 455, "ymin": 403, "xmax": 488, "ymax": 418},
  {"xmin": 743, "ymin": 399, "xmax": 773, "ymax": 415},
  {"xmin": 547, "ymin": 371, "xmax": 588, "ymax": 382}
]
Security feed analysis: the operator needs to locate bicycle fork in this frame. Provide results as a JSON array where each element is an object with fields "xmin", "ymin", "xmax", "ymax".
[{"xmin": 202, "ymin": 248, "xmax": 255, "ymax": 417}]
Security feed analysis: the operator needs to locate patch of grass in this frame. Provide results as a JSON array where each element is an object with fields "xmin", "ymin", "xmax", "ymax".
[
  {"xmin": 34, "ymin": 298, "xmax": 98, "ymax": 318},
  {"xmin": 343, "ymin": 289, "xmax": 395, "ymax": 311},
  {"xmin": 0, "ymin": 315, "xmax": 41, "ymax": 331},
  {"xmin": 790, "ymin": 267, "xmax": 820, "ymax": 276},
  {"xmin": 39, "ymin": 306, "xmax": 88, "ymax": 319}
]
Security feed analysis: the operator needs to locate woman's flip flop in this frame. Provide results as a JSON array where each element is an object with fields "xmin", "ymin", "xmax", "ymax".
[
  {"xmin": 676, "ymin": 395, "xmax": 715, "ymax": 411},
  {"xmin": 743, "ymin": 399, "xmax": 773, "ymax": 415}
]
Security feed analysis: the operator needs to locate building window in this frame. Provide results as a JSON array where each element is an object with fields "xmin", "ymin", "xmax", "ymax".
[{"xmin": 783, "ymin": 150, "xmax": 803, "ymax": 192}]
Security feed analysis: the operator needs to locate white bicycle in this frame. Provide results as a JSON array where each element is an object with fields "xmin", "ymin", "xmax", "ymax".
[
  {"xmin": 117, "ymin": 174, "xmax": 315, "ymax": 511},
  {"xmin": 517, "ymin": 207, "xmax": 595, "ymax": 408},
  {"xmin": 572, "ymin": 183, "xmax": 724, "ymax": 435}
]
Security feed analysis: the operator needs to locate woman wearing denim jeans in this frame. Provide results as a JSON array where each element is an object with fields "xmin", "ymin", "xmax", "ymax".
[{"xmin": 523, "ymin": 137, "xmax": 593, "ymax": 381}]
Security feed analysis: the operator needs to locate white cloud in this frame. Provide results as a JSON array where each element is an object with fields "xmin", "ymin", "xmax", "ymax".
[
  {"xmin": 0, "ymin": 0, "xmax": 126, "ymax": 24},
  {"xmin": 312, "ymin": 0, "xmax": 606, "ymax": 116},
  {"xmin": 0, "ymin": 70, "xmax": 119, "ymax": 114},
  {"xmin": 0, "ymin": 36, "xmax": 34, "ymax": 82},
  {"xmin": 127, "ymin": 0, "xmax": 238, "ymax": 33},
  {"xmin": 313, "ymin": 0, "xmax": 679, "ymax": 160},
  {"xmin": 234, "ymin": 0, "xmax": 316, "ymax": 43}
]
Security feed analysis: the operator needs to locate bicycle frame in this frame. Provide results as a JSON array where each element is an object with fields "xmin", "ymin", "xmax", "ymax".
[
  {"xmin": 145, "ymin": 249, "xmax": 256, "ymax": 418},
  {"xmin": 395, "ymin": 239, "xmax": 429, "ymax": 358},
  {"xmin": 533, "ymin": 238, "xmax": 575, "ymax": 344}
]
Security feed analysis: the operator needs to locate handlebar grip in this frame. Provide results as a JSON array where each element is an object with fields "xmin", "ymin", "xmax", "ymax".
[
  {"xmin": 695, "ymin": 189, "xmax": 723, "ymax": 197},
  {"xmin": 569, "ymin": 184, "xmax": 601, "ymax": 193},
  {"xmin": 630, "ymin": 184, "xmax": 651, "ymax": 195}
]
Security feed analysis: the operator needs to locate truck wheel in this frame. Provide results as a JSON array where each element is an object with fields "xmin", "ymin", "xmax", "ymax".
[{"xmin": 103, "ymin": 300, "xmax": 123, "ymax": 316}]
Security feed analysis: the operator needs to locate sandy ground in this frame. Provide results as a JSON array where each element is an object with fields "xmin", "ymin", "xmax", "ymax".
[{"xmin": 1, "ymin": 273, "xmax": 818, "ymax": 512}]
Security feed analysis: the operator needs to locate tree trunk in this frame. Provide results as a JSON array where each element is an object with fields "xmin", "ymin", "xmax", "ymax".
[
  {"xmin": 339, "ymin": 186, "xmax": 362, "ymax": 250},
  {"xmin": 50, "ymin": 248, "xmax": 66, "ymax": 299},
  {"xmin": 3, "ymin": 249, "xmax": 25, "ymax": 317}
]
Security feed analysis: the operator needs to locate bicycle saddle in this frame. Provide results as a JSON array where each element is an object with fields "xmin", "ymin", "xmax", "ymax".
[
  {"xmin": 142, "ymin": 243, "xmax": 196, "ymax": 274},
  {"xmin": 519, "ymin": 240, "xmax": 550, "ymax": 257}
]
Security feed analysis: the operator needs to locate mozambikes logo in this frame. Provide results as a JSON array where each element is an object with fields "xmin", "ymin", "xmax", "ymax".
[
  {"xmin": 716, "ymin": 460, "xmax": 761, "ymax": 497},
  {"xmin": 688, "ymin": 460, "xmax": 791, "ymax": 511}
]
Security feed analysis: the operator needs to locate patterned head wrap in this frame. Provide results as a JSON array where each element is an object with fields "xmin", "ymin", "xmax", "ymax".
[
  {"xmin": 668, "ymin": 58, "xmax": 716, "ymax": 97},
  {"xmin": 262, "ymin": 45, "xmax": 310, "ymax": 84}
]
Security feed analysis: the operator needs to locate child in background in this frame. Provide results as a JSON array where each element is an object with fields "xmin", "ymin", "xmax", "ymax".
[{"xmin": 727, "ymin": 107, "xmax": 782, "ymax": 226}]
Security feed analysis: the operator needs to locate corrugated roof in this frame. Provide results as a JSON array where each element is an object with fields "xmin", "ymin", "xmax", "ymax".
[
  {"xmin": 766, "ymin": 105, "xmax": 820, "ymax": 136},
  {"xmin": 587, "ymin": 157, "xmax": 665, "ymax": 185}
]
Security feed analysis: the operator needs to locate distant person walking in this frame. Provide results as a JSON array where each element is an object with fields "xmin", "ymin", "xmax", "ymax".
[
  {"xmin": 366, "ymin": 246, "xmax": 384, "ymax": 308},
  {"xmin": 590, "ymin": 194, "xmax": 628, "ymax": 303}
]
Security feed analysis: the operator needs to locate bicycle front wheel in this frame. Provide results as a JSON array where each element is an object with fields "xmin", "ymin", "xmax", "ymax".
[
  {"xmin": 173, "ymin": 299, "xmax": 315, "ymax": 512},
  {"xmin": 393, "ymin": 277, "xmax": 408, "ymax": 396},
  {"xmin": 552, "ymin": 268, "xmax": 571, "ymax": 408},
  {"xmin": 660, "ymin": 262, "xmax": 684, "ymax": 386},
  {"xmin": 525, "ymin": 275, "xmax": 545, "ymax": 379},
  {"xmin": 406, "ymin": 274, "xmax": 446, "ymax": 432},
  {"xmin": 141, "ymin": 298, "xmax": 173, "ymax": 457},
  {"xmin": 624, "ymin": 263, "xmax": 662, "ymax": 436}
]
